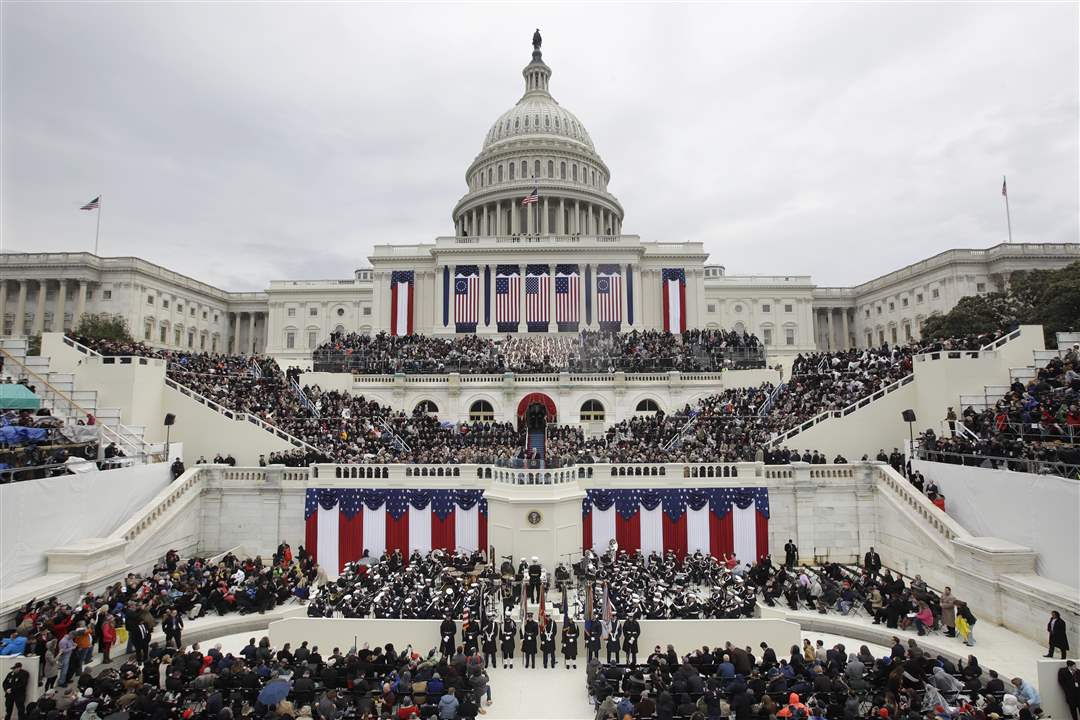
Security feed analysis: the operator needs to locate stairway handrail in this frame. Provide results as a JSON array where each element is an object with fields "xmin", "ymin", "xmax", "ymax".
[{"xmin": 0, "ymin": 348, "xmax": 150, "ymax": 460}]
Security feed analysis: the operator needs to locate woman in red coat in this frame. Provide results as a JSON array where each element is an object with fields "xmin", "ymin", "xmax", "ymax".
[{"xmin": 100, "ymin": 616, "xmax": 117, "ymax": 663}]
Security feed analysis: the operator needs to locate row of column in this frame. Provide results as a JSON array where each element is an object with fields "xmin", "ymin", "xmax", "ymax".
[
  {"xmin": 814, "ymin": 307, "xmax": 853, "ymax": 350},
  {"xmin": 456, "ymin": 197, "xmax": 621, "ymax": 237},
  {"xmin": 229, "ymin": 311, "xmax": 265, "ymax": 355},
  {"xmin": 0, "ymin": 279, "xmax": 89, "ymax": 337}
]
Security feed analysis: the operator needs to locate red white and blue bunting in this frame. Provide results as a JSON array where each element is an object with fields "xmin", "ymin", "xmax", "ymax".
[
  {"xmin": 582, "ymin": 487, "xmax": 769, "ymax": 566},
  {"xmin": 304, "ymin": 488, "xmax": 488, "ymax": 577}
]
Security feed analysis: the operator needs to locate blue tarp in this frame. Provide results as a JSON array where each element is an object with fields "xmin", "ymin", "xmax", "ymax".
[{"xmin": 0, "ymin": 423, "xmax": 48, "ymax": 445}]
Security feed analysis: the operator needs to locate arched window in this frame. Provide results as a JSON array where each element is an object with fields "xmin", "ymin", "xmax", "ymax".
[
  {"xmin": 580, "ymin": 399, "xmax": 605, "ymax": 422},
  {"xmin": 635, "ymin": 399, "xmax": 661, "ymax": 415},
  {"xmin": 469, "ymin": 400, "xmax": 495, "ymax": 421},
  {"xmin": 488, "ymin": 168, "xmax": 493, "ymax": 184},
  {"xmin": 520, "ymin": 160, "xmax": 527, "ymax": 177},
  {"xmin": 547, "ymin": 160, "xmax": 554, "ymax": 177},
  {"xmin": 572, "ymin": 164, "xmax": 578, "ymax": 181},
  {"xmin": 415, "ymin": 400, "xmax": 439, "ymax": 416},
  {"xmin": 534, "ymin": 160, "xmax": 540, "ymax": 177},
  {"xmin": 560, "ymin": 162, "xmax": 566, "ymax": 179},
  {"xmin": 509, "ymin": 163, "xmax": 516, "ymax": 180},
  {"xmin": 498, "ymin": 165, "xmax": 503, "ymax": 182},
  {"xmin": 554, "ymin": 117, "xmax": 560, "ymax": 129}
]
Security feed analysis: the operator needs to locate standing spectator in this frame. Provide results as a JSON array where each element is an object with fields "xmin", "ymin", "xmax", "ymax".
[
  {"xmin": 170, "ymin": 457, "xmax": 185, "ymax": 481},
  {"xmin": 162, "ymin": 610, "xmax": 184, "ymax": 649},
  {"xmin": 99, "ymin": 616, "xmax": 116, "ymax": 664},
  {"xmin": 939, "ymin": 587, "xmax": 957, "ymax": 637},
  {"xmin": 1047, "ymin": 610, "xmax": 1070, "ymax": 659},
  {"xmin": 2, "ymin": 662, "xmax": 29, "ymax": 720},
  {"xmin": 1059, "ymin": 660, "xmax": 1080, "ymax": 720}
]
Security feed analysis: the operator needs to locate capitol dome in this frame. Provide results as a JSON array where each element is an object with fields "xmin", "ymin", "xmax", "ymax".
[{"xmin": 451, "ymin": 39, "xmax": 624, "ymax": 239}]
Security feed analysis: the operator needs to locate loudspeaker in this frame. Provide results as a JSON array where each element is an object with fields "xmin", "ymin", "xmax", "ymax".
[
  {"xmin": 901, "ymin": 409, "xmax": 916, "ymax": 423},
  {"xmin": 164, "ymin": 413, "xmax": 176, "ymax": 426}
]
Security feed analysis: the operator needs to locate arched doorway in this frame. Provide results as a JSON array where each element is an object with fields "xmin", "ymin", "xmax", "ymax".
[{"xmin": 517, "ymin": 392, "xmax": 556, "ymax": 464}]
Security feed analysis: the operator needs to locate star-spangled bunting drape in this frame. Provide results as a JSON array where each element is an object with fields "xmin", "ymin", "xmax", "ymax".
[
  {"xmin": 661, "ymin": 268, "xmax": 686, "ymax": 333},
  {"xmin": 304, "ymin": 488, "xmax": 488, "ymax": 577},
  {"xmin": 494, "ymin": 264, "xmax": 521, "ymax": 332},
  {"xmin": 581, "ymin": 487, "xmax": 769, "ymax": 565},
  {"xmin": 390, "ymin": 271, "xmax": 415, "ymax": 336},
  {"xmin": 596, "ymin": 264, "xmax": 622, "ymax": 331},
  {"xmin": 525, "ymin": 264, "xmax": 551, "ymax": 332},
  {"xmin": 555, "ymin": 264, "xmax": 579, "ymax": 331},
  {"xmin": 454, "ymin": 266, "xmax": 480, "ymax": 333}
]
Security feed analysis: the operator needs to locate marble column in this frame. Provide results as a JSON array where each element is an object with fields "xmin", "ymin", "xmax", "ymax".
[
  {"xmin": 842, "ymin": 309, "xmax": 850, "ymax": 350},
  {"xmin": 541, "ymin": 197, "xmax": 549, "ymax": 235},
  {"xmin": 74, "ymin": 281, "xmax": 87, "ymax": 328},
  {"xmin": 557, "ymin": 198, "xmax": 565, "ymax": 235},
  {"xmin": 578, "ymin": 267, "xmax": 588, "ymax": 329},
  {"xmin": 573, "ymin": 201, "xmax": 580, "ymax": 234},
  {"xmin": 31, "ymin": 281, "xmax": 46, "ymax": 335},
  {"xmin": 233, "ymin": 313, "xmax": 241, "ymax": 354},
  {"xmin": 0, "ymin": 281, "xmax": 6, "ymax": 335},
  {"xmin": 14, "ymin": 282, "xmax": 27, "ymax": 337},
  {"xmin": 55, "ymin": 280, "xmax": 67, "ymax": 332},
  {"xmin": 511, "ymin": 202, "xmax": 519, "ymax": 235},
  {"xmin": 618, "ymin": 267, "xmax": 629, "ymax": 325},
  {"xmin": 518, "ymin": 264, "xmax": 527, "ymax": 330},
  {"xmin": 482, "ymin": 205, "xmax": 489, "ymax": 237}
]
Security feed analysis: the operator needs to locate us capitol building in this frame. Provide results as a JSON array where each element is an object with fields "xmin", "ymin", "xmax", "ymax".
[{"xmin": 3, "ymin": 39, "xmax": 1077, "ymax": 365}]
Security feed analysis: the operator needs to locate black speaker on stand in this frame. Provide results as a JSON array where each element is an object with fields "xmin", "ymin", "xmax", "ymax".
[
  {"xmin": 901, "ymin": 409, "xmax": 916, "ymax": 459},
  {"xmin": 164, "ymin": 413, "xmax": 176, "ymax": 458}
]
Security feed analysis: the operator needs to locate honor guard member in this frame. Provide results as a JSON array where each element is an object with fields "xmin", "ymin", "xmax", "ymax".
[
  {"xmin": 561, "ymin": 620, "xmax": 580, "ymax": 670},
  {"xmin": 527, "ymin": 557, "xmax": 543, "ymax": 603},
  {"xmin": 540, "ymin": 617, "xmax": 558, "ymax": 669},
  {"xmin": 606, "ymin": 617, "xmax": 621, "ymax": 663},
  {"xmin": 622, "ymin": 613, "xmax": 641, "ymax": 666},
  {"xmin": 500, "ymin": 616, "xmax": 517, "ymax": 669},
  {"xmin": 586, "ymin": 618, "xmax": 602, "ymax": 662},
  {"xmin": 481, "ymin": 616, "xmax": 498, "ymax": 669},
  {"xmin": 439, "ymin": 614, "xmax": 457, "ymax": 657},
  {"xmin": 521, "ymin": 612, "xmax": 539, "ymax": 668},
  {"xmin": 462, "ymin": 614, "xmax": 480, "ymax": 655}
]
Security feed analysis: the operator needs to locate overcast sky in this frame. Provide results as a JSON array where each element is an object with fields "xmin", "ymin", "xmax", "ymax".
[{"xmin": 2, "ymin": 3, "xmax": 1077, "ymax": 291}]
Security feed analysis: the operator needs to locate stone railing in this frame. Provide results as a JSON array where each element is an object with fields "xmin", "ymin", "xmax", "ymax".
[{"xmin": 769, "ymin": 374, "xmax": 916, "ymax": 445}]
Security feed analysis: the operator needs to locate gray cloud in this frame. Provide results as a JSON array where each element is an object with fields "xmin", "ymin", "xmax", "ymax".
[{"xmin": 2, "ymin": 2, "xmax": 1076, "ymax": 291}]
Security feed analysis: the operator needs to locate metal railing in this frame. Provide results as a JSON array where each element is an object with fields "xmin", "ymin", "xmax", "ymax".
[
  {"xmin": 768, "ymin": 373, "xmax": 916, "ymax": 445},
  {"xmin": 757, "ymin": 383, "xmax": 785, "ymax": 416},
  {"xmin": 290, "ymin": 378, "xmax": 318, "ymax": 417},
  {"xmin": 0, "ymin": 348, "xmax": 156, "ymax": 463},
  {"xmin": 915, "ymin": 447, "xmax": 1080, "ymax": 480}
]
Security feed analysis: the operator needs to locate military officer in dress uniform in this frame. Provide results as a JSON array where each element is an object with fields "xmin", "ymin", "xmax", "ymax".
[
  {"xmin": 481, "ymin": 616, "xmax": 497, "ymax": 669},
  {"xmin": 622, "ymin": 613, "xmax": 641, "ymax": 666},
  {"xmin": 439, "ymin": 614, "xmax": 457, "ymax": 658},
  {"xmin": 540, "ymin": 618, "xmax": 558, "ymax": 668},
  {"xmin": 500, "ymin": 616, "xmax": 517, "ymax": 669},
  {"xmin": 521, "ymin": 612, "xmax": 539, "ymax": 668},
  {"xmin": 587, "ymin": 619, "xmax": 602, "ymax": 662},
  {"xmin": 561, "ymin": 619, "xmax": 580, "ymax": 670},
  {"xmin": 527, "ymin": 557, "xmax": 543, "ymax": 603},
  {"xmin": 606, "ymin": 617, "xmax": 621, "ymax": 663}
]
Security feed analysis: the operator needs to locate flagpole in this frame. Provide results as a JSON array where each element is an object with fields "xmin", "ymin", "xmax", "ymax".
[
  {"xmin": 1003, "ymin": 176, "xmax": 1013, "ymax": 243},
  {"xmin": 94, "ymin": 195, "xmax": 102, "ymax": 255}
]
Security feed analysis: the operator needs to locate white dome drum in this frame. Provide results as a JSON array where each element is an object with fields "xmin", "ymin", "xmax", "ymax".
[{"xmin": 452, "ymin": 41, "xmax": 624, "ymax": 239}]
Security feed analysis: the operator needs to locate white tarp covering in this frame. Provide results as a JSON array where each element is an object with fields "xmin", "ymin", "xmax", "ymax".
[{"xmin": 0, "ymin": 461, "xmax": 173, "ymax": 589}]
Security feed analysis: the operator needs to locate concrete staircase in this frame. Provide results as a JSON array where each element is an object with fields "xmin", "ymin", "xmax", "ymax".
[
  {"xmin": 0, "ymin": 337, "xmax": 156, "ymax": 461},
  {"xmin": 958, "ymin": 330, "xmax": 1076, "ymax": 412}
]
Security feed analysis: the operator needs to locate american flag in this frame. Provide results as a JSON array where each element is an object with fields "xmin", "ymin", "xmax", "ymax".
[
  {"xmin": 596, "ymin": 271, "xmax": 622, "ymax": 326},
  {"xmin": 525, "ymin": 269, "xmax": 550, "ymax": 328},
  {"xmin": 495, "ymin": 269, "xmax": 520, "ymax": 329},
  {"xmin": 80, "ymin": 196, "xmax": 100, "ymax": 210},
  {"xmin": 455, "ymin": 270, "xmax": 480, "ymax": 330},
  {"xmin": 555, "ymin": 266, "xmax": 579, "ymax": 327},
  {"xmin": 521, "ymin": 187, "xmax": 539, "ymax": 205}
]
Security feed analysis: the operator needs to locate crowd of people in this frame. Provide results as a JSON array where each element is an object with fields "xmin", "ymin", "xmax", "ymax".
[
  {"xmin": 311, "ymin": 329, "xmax": 766, "ymax": 376},
  {"xmin": 918, "ymin": 345, "xmax": 1080, "ymax": 477},
  {"xmin": 588, "ymin": 637, "xmax": 1041, "ymax": 720}
]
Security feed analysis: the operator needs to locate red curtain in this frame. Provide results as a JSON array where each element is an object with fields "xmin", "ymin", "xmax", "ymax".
[
  {"xmin": 305, "ymin": 513, "xmax": 318, "ymax": 564},
  {"xmin": 338, "ymin": 511, "xmax": 363, "ymax": 572},
  {"xmin": 616, "ymin": 511, "xmax": 640, "ymax": 555},
  {"xmin": 678, "ymin": 281, "xmax": 687, "ymax": 333},
  {"xmin": 386, "ymin": 512, "xmax": 410, "ymax": 560},
  {"xmin": 582, "ymin": 512, "xmax": 592, "ymax": 553},
  {"xmin": 431, "ymin": 511, "xmax": 456, "ymax": 552},
  {"xmin": 755, "ymin": 511, "xmax": 770, "ymax": 563},
  {"xmin": 479, "ymin": 512, "xmax": 488, "ymax": 556},
  {"xmin": 662, "ymin": 512, "xmax": 687, "ymax": 560},
  {"xmin": 710, "ymin": 510, "xmax": 734, "ymax": 558}
]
